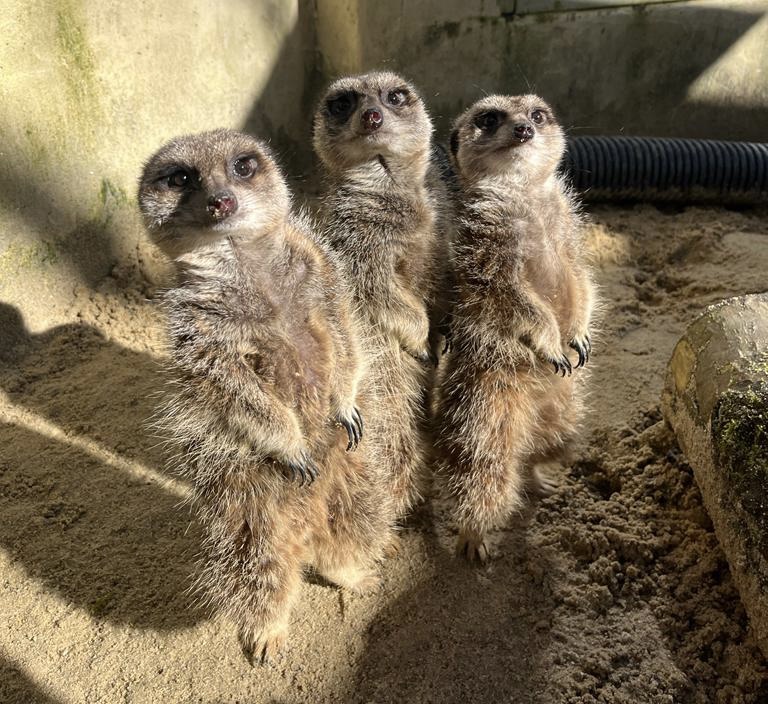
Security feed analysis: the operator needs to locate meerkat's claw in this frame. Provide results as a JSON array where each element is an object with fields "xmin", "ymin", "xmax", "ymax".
[
  {"xmin": 284, "ymin": 451, "xmax": 319, "ymax": 486},
  {"xmin": 569, "ymin": 337, "xmax": 590, "ymax": 368},
  {"xmin": 337, "ymin": 407, "xmax": 364, "ymax": 451},
  {"xmin": 456, "ymin": 534, "xmax": 489, "ymax": 563},
  {"xmin": 549, "ymin": 354, "xmax": 572, "ymax": 377},
  {"xmin": 408, "ymin": 347, "xmax": 437, "ymax": 366},
  {"xmin": 239, "ymin": 625, "xmax": 288, "ymax": 667},
  {"xmin": 353, "ymin": 406, "xmax": 364, "ymax": 434},
  {"xmin": 439, "ymin": 318, "xmax": 454, "ymax": 354}
]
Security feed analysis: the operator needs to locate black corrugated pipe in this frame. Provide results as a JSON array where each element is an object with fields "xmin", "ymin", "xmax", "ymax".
[{"xmin": 563, "ymin": 137, "xmax": 768, "ymax": 205}]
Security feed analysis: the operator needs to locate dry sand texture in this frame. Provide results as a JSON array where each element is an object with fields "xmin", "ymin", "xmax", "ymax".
[{"xmin": 1, "ymin": 205, "xmax": 768, "ymax": 703}]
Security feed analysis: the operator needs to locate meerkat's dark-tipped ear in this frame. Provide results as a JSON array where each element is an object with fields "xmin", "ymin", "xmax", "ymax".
[{"xmin": 449, "ymin": 129, "xmax": 459, "ymax": 157}]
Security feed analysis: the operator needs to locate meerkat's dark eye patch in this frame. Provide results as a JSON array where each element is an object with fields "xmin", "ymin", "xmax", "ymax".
[
  {"xmin": 327, "ymin": 91, "xmax": 358, "ymax": 121},
  {"xmin": 531, "ymin": 109, "xmax": 547, "ymax": 125},
  {"xmin": 232, "ymin": 155, "xmax": 258, "ymax": 179},
  {"xmin": 449, "ymin": 129, "xmax": 460, "ymax": 156},
  {"xmin": 474, "ymin": 110, "xmax": 505, "ymax": 133},
  {"xmin": 386, "ymin": 88, "xmax": 410, "ymax": 107},
  {"xmin": 159, "ymin": 167, "xmax": 196, "ymax": 190}
]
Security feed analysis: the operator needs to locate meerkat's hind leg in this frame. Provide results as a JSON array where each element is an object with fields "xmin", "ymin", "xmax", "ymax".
[
  {"xmin": 239, "ymin": 618, "xmax": 289, "ymax": 666},
  {"xmin": 456, "ymin": 530, "xmax": 490, "ymax": 564},
  {"xmin": 383, "ymin": 532, "xmax": 402, "ymax": 559},
  {"xmin": 319, "ymin": 562, "xmax": 381, "ymax": 594},
  {"xmin": 527, "ymin": 464, "xmax": 559, "ymax": 497}
]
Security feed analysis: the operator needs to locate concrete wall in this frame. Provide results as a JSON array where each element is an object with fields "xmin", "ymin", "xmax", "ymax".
[
  {"xmin": 315, "ymin": 0, "xmax": 768, "ymax": 142},
  {"xmin": 1, "ymin": 0, "xmax": 767, "ymax": 352},
  {"xmin": 0, "ymin": 0, "xmax": 313, "ymax": 343}
]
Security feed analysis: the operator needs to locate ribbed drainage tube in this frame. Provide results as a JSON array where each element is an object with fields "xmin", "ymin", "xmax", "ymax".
[{"xmin": 563, "ymin": 137, "xmax": 768, "ymax": 205}]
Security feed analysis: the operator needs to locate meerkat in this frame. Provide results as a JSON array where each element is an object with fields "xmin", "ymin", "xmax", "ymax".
[
  {"xmin": 435, "ymin": 95, "xmax": 596, "ymax": 562},
  {"xmin": 312, "ymin": 71, "xmax": 450, "ymax": 519},
  {"xmin": 138, "ymin": 129, "xmax": 396, "ymax": 662}
]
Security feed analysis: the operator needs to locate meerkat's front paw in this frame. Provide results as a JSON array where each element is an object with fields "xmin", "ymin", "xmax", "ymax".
[
  {"xmin": 344, "ymin": 569, "xmax": 381, "ymax": 594},
  {"xmin": 568, "ymin": 333, "xmax": 591, "ymax": 368},
  {"xmin": 283, "ymin": 450, "xmax": 319, "ymax": 486},
  {"xmin": 335, "ymin": 406, "xmax": 364, "ymax": 451},
  {"xmin": 522, "ymin": 329, "xmax": 570, "ymax": 376},
  {"xmin": 456, "ymin": 532, "xmax": 489, "ymax": 564},
  {"xmin": 383, "ymin": 533, "xmax": 402, "ymax": 559},
  {"xmin": 547, "ymin": 352, "xmax": 572, "ymax": 377},
  {"xmin": 442, "ymin": 333, "xmax": 452, "ymax": 355},
  {"xmin": 530, "ymin": 466, "xmax": 559, "ymax": 497},
  {"xmin": 239, "ymin": 622, "xmax": 288, "ymax": 666},
  {"xmin": 321, "ymin": 564, "xmax": 381, "ymax": 593},
  {"xmin": 437, "ymin": 315, "xmax": 453, "ymax": 354},
  {"xmin": 405, "ymin": 345, "xmax": 438, "ymax": 366}
]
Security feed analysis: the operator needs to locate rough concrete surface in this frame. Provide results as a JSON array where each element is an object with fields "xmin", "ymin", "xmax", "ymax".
[
  {"xmin": 662, "ymin": 294, "xmax": 768, "ymax": 659},
  {"xmin": 2, "ymin": 205, "xmax": 768, "ymax": 703},
  {"xmin": 316, "ymin": 0, "xmax": 768, "ymax": 141}
]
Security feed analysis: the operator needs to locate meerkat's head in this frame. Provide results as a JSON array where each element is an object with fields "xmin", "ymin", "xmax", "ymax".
[
  {"xmin": 449, "ymin": 94, "xmax": 565, "ymax": 185},
  {"xmin": 138, "ymin": 129, "xmax": 290, "ymax": 258},
  {"xmin": 312, "ymin": 71, "xmax": 433, "ymax": 174}
]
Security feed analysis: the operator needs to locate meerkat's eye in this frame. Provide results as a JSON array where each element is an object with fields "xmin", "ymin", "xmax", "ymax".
[
  {"xmin": 386, "ymin": 89, "xmax": 408, "ymax": 107},
  {"xmin": 327, "ymin": 92, "xmax": 357, "ymax": 120},
  {"xmin": 474, "ymin": 111, "xmax": 504, "ymax": 132},
  {"xmin": 233, "ymin": 156, "xmax": 258, "ymax": 179},
  {"xmin": 531, "ymin": 109, "xmax": 546, "ymax": 125},
  {"xmin": 166, "ymin": 169, "xmax": 191, "ymax": 189}
]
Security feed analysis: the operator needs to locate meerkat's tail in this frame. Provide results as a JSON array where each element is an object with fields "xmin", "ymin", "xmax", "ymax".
[
  {"xmin": 437, "ymin": 366, "xmax": 548, "ymax": 539},
  {"xmin": 191, "ymin": 474, "xmax": 307, "ymax": 662}
]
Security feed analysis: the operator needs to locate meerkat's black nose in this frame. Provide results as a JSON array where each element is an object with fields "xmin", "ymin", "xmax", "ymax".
[
  {"xmin": 513, "ymin": 123, "xmax": 534, "ymax": 142},
  {"xmin": 207, "ymin": 191, "xmax": 238, "ymax": 219},
  {"xmin": 362, "ymin": 108, "xmax": 384, "ymax": 132}
]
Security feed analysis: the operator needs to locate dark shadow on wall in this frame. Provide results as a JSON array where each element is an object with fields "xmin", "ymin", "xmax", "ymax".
[
  {"xmin": 241, "ymin": 0, "xmax": 322, "ymax": 197},
  {"xmin": 0, "ymin": 143, "xmax": 124, "ymax": 290},
  {"xmin": 0, "ymin": 656, "xmax": 62, "ymax": 704},
  {"xmin": 0, "ymin": 303, "xmax": 203, "ymax": 630}
]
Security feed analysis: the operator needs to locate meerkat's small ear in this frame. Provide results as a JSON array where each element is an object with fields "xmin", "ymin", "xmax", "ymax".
[{"xmin": 449, "ymin": 129, "xmax": 459, "ymax": 157}]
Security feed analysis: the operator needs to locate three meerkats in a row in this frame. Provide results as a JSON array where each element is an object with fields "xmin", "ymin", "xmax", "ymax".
[{"xmin": 138, "ymin": 71, "xmax": 596, "ymax": 661}]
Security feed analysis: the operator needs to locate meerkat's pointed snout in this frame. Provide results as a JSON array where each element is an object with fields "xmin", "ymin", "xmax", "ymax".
[
  {"xmin": 513, "ymin": 123, "xmax": 534, "ymax": 143},
  {"xmin": 207, "ymin": 190, "xmax": 238, "ymax": 220},
  {"xmin": 361, "ymin": 108, "xmax": 384, "ymax": 132}
]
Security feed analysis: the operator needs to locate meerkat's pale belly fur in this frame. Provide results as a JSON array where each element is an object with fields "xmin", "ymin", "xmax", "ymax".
[
  {"xmin": 436, "ymin": 181, "xmax": 595, "ymax": 559},
  {"xmin": 158, "ymin": 223, "xmax": 396, "ymax": 659},
  {"xmin": 321, "ymin": 179, "xmax": 444, "ymax": 518}
]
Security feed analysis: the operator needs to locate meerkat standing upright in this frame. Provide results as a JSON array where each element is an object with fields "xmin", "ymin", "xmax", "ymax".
[
  {"xmin": 436, "ymin": 95, "xmax": 596, "ymax": 562},
  {"xmin": 313, "ymin": 71, "xmax": 450, "ymax": 519},
  {"xmin": 138, "ymin": 129, "xmax": 396, "ymax": 661}
]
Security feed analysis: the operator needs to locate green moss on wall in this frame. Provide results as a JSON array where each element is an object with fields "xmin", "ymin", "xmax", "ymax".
[
  {"xmin": 0, "ymin": 241, "xmax": 59, "ymax": 282},
  {"xmin": 55, "ymin": 0, "xmax": 100, "ymax": 128}
]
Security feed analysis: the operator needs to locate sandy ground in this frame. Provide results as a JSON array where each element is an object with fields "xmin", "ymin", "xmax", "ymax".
[{"xmin": 1, "ymin": 204, "xmax": 768, "ymax": 704}]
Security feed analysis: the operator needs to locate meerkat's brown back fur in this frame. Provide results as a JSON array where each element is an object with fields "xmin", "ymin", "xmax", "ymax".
[
  {"xmin": 436, "ymin": 95, "xmax": 596, "ymax": 561},
  {"xmin": 313, "ymin": 71, "xmax": 450, "ymax": 518},
  {"xmin": 139, "ymin": 129, "xmax": 396, "ymax": 661}
]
